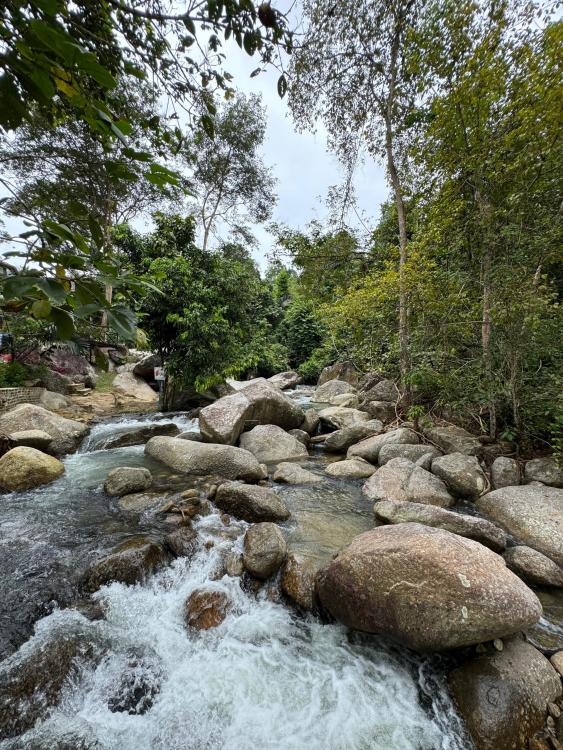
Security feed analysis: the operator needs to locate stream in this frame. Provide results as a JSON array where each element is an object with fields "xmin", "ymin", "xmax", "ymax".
[{"xmin": 2, "ymin": 386, "xmax": 545, "ymax": 749}]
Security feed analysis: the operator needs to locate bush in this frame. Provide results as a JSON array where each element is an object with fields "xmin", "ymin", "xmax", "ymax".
[{"xmin": 0, "ymin": 361, "xmax": 33, "ymax": 387}]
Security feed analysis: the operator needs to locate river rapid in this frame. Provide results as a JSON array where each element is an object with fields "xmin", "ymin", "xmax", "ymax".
[{"xmin": 0, "ymin": 389, "xmax": 478, "ymax": 749}]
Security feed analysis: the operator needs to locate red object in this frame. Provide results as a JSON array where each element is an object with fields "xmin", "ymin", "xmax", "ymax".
[{"xmin": 0, "ymin": 354, "xmax": 13, "ymax": 363}]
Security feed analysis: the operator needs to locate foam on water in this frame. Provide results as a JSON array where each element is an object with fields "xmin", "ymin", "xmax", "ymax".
[
  {"xmin": 6, "ymin": 514, "xmax": 471, "ymax": 750},
  {"xmin": 82, "ymin": 413, "xmax": 199, "ymax": 452}
]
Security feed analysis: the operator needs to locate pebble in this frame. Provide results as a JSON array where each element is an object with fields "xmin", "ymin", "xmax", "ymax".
[
  {"xmin": 549, "ymin": 703, "xmax": 561, "ymax": 720},
  {"xmin": 493, "ymin": 638, "xmax": 503, "ymax": 651}
]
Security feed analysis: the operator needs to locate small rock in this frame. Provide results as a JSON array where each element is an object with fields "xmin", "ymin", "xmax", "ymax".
[
  {"xmin": 360, "ymin": 378, "xmax": 398, "ymax": 403},
  {"xmin": 103, "ymin": 466, "xmax": 152, "ymax": 497},
  {"xmin": 361, "ymin": 400, "xmax": 397, "ymax": 423},
  {"xmin": 243, "ymin": 522, "xmax": 287, "ymax": 579},
  {"xmin": 215, "ymin": 482, "xmax": 290, "ymax": 522},
  {"xmin": 281, "ymin": 554, "xmax": 318, "ymax": 610},
  {"xmin": 313, "ymin": 379, "xmax": 357, "ymax": 404},
  {"xmin": 549, "ymin": 703, "xmax": 561, "ymax": 719},
  {"xmin": 493, "ymin": 638, "xmax": 504, "ymax": 651},
  {"xmin": 347, "ymin": 427, "xmax": 419, "ymax": 463},
  {"xmin": 272, "ymin": 462, "xmax": 322, "ymax": 484},
  {"xmin": 431, "ymin": 453, "xmax": 487, "ymax": 498},
  {"xmin": 363, "ymin": 458, "xmax": 453, "ymax": 508},
  {"xmin": 288, "ymin": 428, "xmax": 310, "ymax": 445},
  {"xmin": 177, "ymin": 431, "xmax": 203, "ymax": 442},
  {"xmin": 323, "ymin": 421, "xmax": 383, "ymax": 453},
  {"xmin": 82, "ymin": 538, "xmax": 167, "ymax": 592},
  {"xmin": 551, "ymin": 652, "xmax": 563, "ymax": 676},
  {"xmin": 184, "ymin": 589, "xmax": 230, "ymax": 630},
  {"xmin": 503, "ymin": 546, "xmax": 563, "ymax": 588},
  {"xmin": 491, "ymin": 456, "xmax": 520, "ymax": 489},
  {"xmin": 180, "ymin": 488, "xmax": 200, "ymax": 500},
  {"xmin": 268, "ymin": 371, "xmax": 302, "ymax": 390},
  {"xmin": 0, "ymin": 446, "xmax": 64, "ymax": 491},
  {"xmin": 318, "ymin": 406, "xmax": 370, "ymax": 430},
  {"xmin": 378, "ymin": 443, "xmax": 442, "ymax": 466},
  {"xmin": 226, "ymin": 553, "xmax": 244, "ymax": 577},
  {"xmin": 325, "ymin": 457, "xmax": 376, "ymax": 479},
  {"xmin": 300, "ymin": 408, "xmax": 320, "ymax": 435},
  {"xmin": 166, "ymin": 527, "xmax": 197, "ymax": 558},
  {"xmin": 424, "ymin": 425, "xmax": 482, "ymax": 455},
  {"xmin": 207, "ymin": 484, "xmax": 218, "ymax": 500}
]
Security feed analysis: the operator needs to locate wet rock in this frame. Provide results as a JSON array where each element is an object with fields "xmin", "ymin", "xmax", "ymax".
[
  {"xmin": 268, "ymin": 370, "xmax": 302, "ymax": 390},
  {"xmin": 0, "ymin": 403, "xmax": 88, "ymax": 455},
  {"xmin": 431, "ymin": 453, "xmax": 487, "ymax": 498},
  {"xmin": 476, "ymin": 485, "xmax": 563, "ymax": 566},
  {"xmin": 300, "ymin": 408, "xmax": 320, "ymax": 435},
  {"xmin": 503, "ymin": 546, "xmax": 563, "ymax": 588},
  {"xmin": 117, "ymin": 490, "xmax": 168, "ymax": 514},
  {"xmin": 226, "ymin": 553, "xmax": 244, "ymax": 576},
  {"xmin": 313, "ymin": 379, "xmax": 357, "ymax": 405},
  {"xmin": 374, "ymin": 499, "xmax": 507, "ymax": 551},
  {"xmin": 243, "ymin": 522, "xmax": 287, "ymax": 579},
  {"xmin": 378, "ymin": 443, "xmax": 441, "ymax": 466},
  {"xmin": 525, "ymin": 457, "xmax": 563, "ymax": 488},
  {"xmin": 199, "ymin": 378, "xmax": 305, "ymax": 445},
  {"xmin": 107, "ymin": 658, "xmax": 161, "ymax": 715},
  {"xmin": 82, "ymin": 538, "xmax": 168, "ymax": 592},
  {"xmin": 318, "ymin": 361, "xmax": 359, "ymax": 386},
  {"xmin": 215, "ymin": 481, "xmax": 290, "ymax": 522},
  {"xmin": 347, "ymin": 427, "xmax": 419, "ymax": 463},
  {"xmin": 0, "ymin": 447, "xmax": 64, "ymax": 491},
  {"xmin": 323, "ymin": 421, "xmax": 384, "ymax": 453},
  {"xmin": 184, "ymin": 589, "xmax": 230, "ymax": 630},
  {"xmin": 145, "ymin": 436, "xmax": 266, "ymax": 482},
  {"xmin": 103, "ymin": 466, "xmax": 152, "ymax": 497},
  {"xmin": 449, "ymin": 638, "xmax": 562, "ymax": 750},
  {"xmin": 239, "ymin": 424, "xmax": 308, "ymax": 463},
  {"xmin": 363, "ymin": 457, "xmax": 454, "ymax": 508},
  {"xmin": 361, "ymin": 400, "xmax": 397, "ymax": 423},
  {"xmin": 273, "ymin": 462, "xmax": 322, "ymax": 484},
  {"xmin": 318, "ymin": 406, "xmax": 370, "ymax": 430},
  {"xmin": 424, "ymin": 425, "xmax": 482, "ymax": 455},
  {"xmin": 491, "ymin": 456, "xmax": 520, "ymax": 489},
  {"xmin": 177, "ymin": 431, "xmax": 203, "ymax": 441},
  {"xmin": 315, "ymin": 523, "xmax": 541, "ymax": 651},
  {"xmin": 288, "ymin": 428, "xmax": 310, "ymax": 445},
  {"xmin": 281, "ymin": 553, "xmax": 319, "ymax": 610},
  {"xmin": 0, "ymin": 619, "xmax": 103, "ymax": 740},
  {"xmin": 359, "ymin": 378, "xmax": 398, "ymax": 404},
  {"xmin": 113, "ymin": 371, "xmax": 158, "ymax": 402},
  {"xmin": 166, "ymin": 527, "xmax": 198, "ymax": 558},
  {"xmin": 99, "ymin": 423, "xmax": 180, "ymax": 449},
  {"xmin": 325, "ymin": 457, "xmax": 376, "ymax": 479},
  {"xmin": 6, "ymin": 429, "xmax": 53, "ymax": 451},
  {"xmin": 39, "ymin": 389, "xmax": 69, "ymax": 411}
]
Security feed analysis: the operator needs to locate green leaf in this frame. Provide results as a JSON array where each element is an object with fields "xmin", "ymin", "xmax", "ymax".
[
  {"xmin": 76, "ymin": 53, "xmax": 117, "ymax": 89},
  {"xmin": 123, "ymin": 61, "xmax": 146, "ymax": 79},
  {"xmin": 277, "ymin": 74, "xmax": 288, "ymax": 98},
  {"xmin": 31, "ymin": 299, "xmax": 52, "ymax": 318},
  {"xmin": 88, "ymin": 215, "xmax": 105, "ymax": 249},
  {"xmin": 200, "ymin": 113, "xmax": 215, "ymax": 139},
  {"xmin": 48, "ymin": 306, "xmax": 75, "ymax": 339},
  {"xmin": 36, "ymin": 278, "xmax": 68, "ymax": 304},
  {"xmin": 107, "ymin": 306, "xmax": 137, "ymax": 341}
]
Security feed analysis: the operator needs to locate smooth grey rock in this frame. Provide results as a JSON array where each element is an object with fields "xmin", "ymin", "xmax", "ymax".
[
  {"xmin": 476, "ymin": 485, "xmax": 563, "ymax": 566},
  {"xmin": 374, "ymin": 499, "xmax": 507, "ymax": 551},
  {"xmin": 177, "ymin": 431, "xmax": 203, "ymax": 442},
  {"xmin": 323, "ymin": 421, "xmax": 384, "ymax": 453},
  {"xmin": 363, "ymin": 457, "xmax": 454, "ymax": 507},
  {"xmin": 525, "ymin": 457, "xmax": 563, "ymax": 488},
  {"xmin": 431, "ymin": 453, "xmax": 487, "ymax": 498},
  {"xmin": 215, "ymin": 482, "xmax": 290, "ymax": 522},
  {"xmin": 361, "ymin": 400, "xmax": 397, "ymax": 423},
  {"xmin": 313, "ymin": 379, "xmax": 357, "ymax": 405},
  {"xmin": 39, "ymin": 390, "xmax": 69, "ymax": 411},
  {"xmin": 378, "ymin": 443, "xmax": 441, "ymax": 466},
  {"xmin": 325, "ymin": 457, "xmax": 376, "ymax": 479},
  {"xmin": 98, "ymin": 423, "xmax": 180, "ymax": 449},
  {"xmin": 347, "ymin": 427, "xmax": 419, "ymax": 463},
  {"xmin": 243, "ymin": 523, "xmax": 287, "ymax": 579},
  {"xmin": 491, "ymin": 456, "xmax": 520, "ymax": 489},
  {"xmin": 145, "ymin": 436, "xmax": 266, "ymax": 482},
  {"xmin": 503, "ymin": 546, "xmax": 563, "ymax": 588},
  {"xmin": 272, "ymin": 462, "xmax": 322, "ymax": 484},
  {"xmin": 315, "ymin": 524, "xmax": 542, "ymax": 651},
  {"xmin": 239, "ymin": 424, "xmax": 308, "ymax": 464},
  {"xmin": 288, "ymin": 428, "xmax": 310, "ymax": 445},
  {"xmin": 103, "ymin": 466, "xmax": 152, "ymax": 497},
  {"xmin": 300, "ymin": 408, "xmax": 320, "ymax": 435},
  {"xmin": 318, "ymin": 361, "xmax": 358, "ymax": 386},
  {"xmin": 424, "ymin": 425, "xmax": 482, "ymax": 455},
  {"xmin": 113, "ymin": 372, "xmax": 158, "ymax": 402},
  {"xmin": 7, "ymin": 429, "xmax": 53, "ymax": 451},
  {"xmin": 268, "ymin": 371, "xmax": 302, "ymax": 390},
  {"xmin": 0, "ymin": 403, "xmax": 88, "ymax": 455},
  {"xmin": 360, "ymin": 378, "xmax": 398, "ymax": 403},
  {"xmin": 318, "ymin": 406, "xmax": 370, "ymax": 430}
]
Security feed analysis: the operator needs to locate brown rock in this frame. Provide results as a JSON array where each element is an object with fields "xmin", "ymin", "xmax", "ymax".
[
  {"xmin": 185, "ymin": 589, "xmax": 230, "ymax": 630},
  {"xmin": 0, "ymin": 446, "xmax": 64, "ymax": 491},
  {"xmin": 166, "ymin": 527, "xmax": 198, "ymax": 558},
  {"xmin": 243, "ymin": 522, "xmax": 287, "ymax": 579},
  {"xmin": 504, "ymin": 546, "xmax": 563, "ymax": 588},
  {"xmin": 215, "ymin": 481, "xmax": 290, "ymax": 522},
  {"xmin": 82, "ymin": 538, "xmax": 168, "ymax": 592},
  {"xmin": 281, "ymin": 554, "xmax": 319, "ymax": 610}
]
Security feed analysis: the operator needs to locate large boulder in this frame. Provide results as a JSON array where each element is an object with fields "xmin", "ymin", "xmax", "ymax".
[
  {"xmin": 315, "ymin": 524, "xmax": 542, "ymax": 651},
  {"xmin": 431, "ymin": 453, "xmax": 487, "ymax": 498},
  {"xmin": 347, "ymin": 427, "xmax": 419, "ymax": 463},
  {"xmin": 42, "ymin": 349, "xmax": 97, "ymax": 387},
  {"xmin": 82, "ymin": 538, "xmax": 168, "ymax": 592},
  {"xmin": 268, "ymin": 371, "xmax": 302, "ymax": 390},
  {"xmin": 113, "ymin": 371, "xmax": 158, "ymax": 402},
  {"xmin": 132, "ymin": 352, "xmax": 160, "ymax": 379},
  {"xmin": 214, "ymin": 482, "xmax": 290, "ymax": 522},
  {"xmin": 318, "ymin": 361, "xmax": 359, "ymax": 386},
  {"xmin": 360, "ymin": 378, "xmax": 398, "ymax": 404},
  {"xmin": 424, "ymin": 425, "xmax": 481, "ymax": 455},
  {"xmin": 491, "ymin": 456, "xmax": 520, "ymax": 489},
  {"xmin": 239, "ymin": 424, "xmax": 308, "ymax": 464},
  {"xmin": 374, "ymin": 499, "xmax": 507, "ymax": 551},
  {"xmin": 103, "ymin": 466, "xmax": 152, "ymax": 497},
  {"xmin": 40, "ymin": 389, "xmax": 69, "ymax": 411},
  {"xmin": 199, "ymin": 379, "xmax": 305, "ymax": 445},
  {"xmin": 361, "ymin": 400, "xmax": 397, "ymax": 423},
  {"xmin": 476, "ymin": 485, "xmax": 563, "ymax": 566},
  {"xmin": 313, "ymin": 379, "xmax": 357, "ymax": 405},
  {"xmin": 503, "ymin": 546, "xmax": 563, "ymax": 588},
  {"xmin": 272, "ymin": 462, "xmax": 322, "ymax": 484},
  {"xmin": 363, "ymin": 457, "xmax": 454, "ymax": 508},
  {"xmin": 0, "ymin": 403, "xmax": 87, "ymax": 455},
  {"xmin": 98, "ymin": 423, "xmax": 180, "ymax": 449},
  {"xmin": 524, "ymin": 457, "xmax": 563, "ymax": 488},
  {"xmin": 449, "ymin": 639, "xmax": 562, "ymax": 750},
  {"xmin": 7, "ymin": 429, "xmax": 53, "ymax": 451},
  {"xmin": 323, "ymin": 421, "xmax": 383, "ymax": 453},
  {"xmin": 325, "ymin": 457, "xmax": 376, "ymax": 479},
  {"xmin": 318, "ymin": 407, "xmax": 370, "ymax": 430},
  {"xmin": 145, "ymin": 436, "xmax": 265, "ymax": 482},
  {"xmin": 378, "ymin": 443, "xmax": 442, "ymax": 466},
  {"xmin": 243, "ymin": 522, "xmax": 287, "ymax": 579},
  {"xmin": 300, "ymin": 408, "xmax": 320, "ymax": 435},
  {"xmin": 41, "ymin": 368, "xmax": 72, "ymax": 394},
  {"xmin": 0, "ymin": 447, "xmax": 64, "ymax": 491}
]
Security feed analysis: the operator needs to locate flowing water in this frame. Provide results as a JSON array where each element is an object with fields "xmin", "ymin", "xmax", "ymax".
[{"xmin": 0, "ymin": 395, "xmax": 479, "ymax": 748}]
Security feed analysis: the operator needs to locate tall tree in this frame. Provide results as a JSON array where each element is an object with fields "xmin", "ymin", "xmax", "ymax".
[{"xmin": 183, "ymin": 93, "xmax": 276, "ymax": 250}]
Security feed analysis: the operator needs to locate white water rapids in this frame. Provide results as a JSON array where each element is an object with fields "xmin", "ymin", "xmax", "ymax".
[{"xmin": 0, "ymin": 406, "xmax": 473, "ymax": 750}]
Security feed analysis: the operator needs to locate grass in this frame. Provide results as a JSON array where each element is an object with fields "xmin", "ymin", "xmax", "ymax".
[{"xmin": 95, "ymin": 371, "xmax": 116, "ymax": 392}]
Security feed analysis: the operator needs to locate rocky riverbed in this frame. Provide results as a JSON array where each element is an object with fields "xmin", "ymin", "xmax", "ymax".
[{"xmin": 0, "ymin": 372, "xmax": 562, "ymax": 749}]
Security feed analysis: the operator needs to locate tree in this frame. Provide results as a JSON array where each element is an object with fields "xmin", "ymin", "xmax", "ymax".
[
  {"xmin": 289, "ymin": 0, "xmax": 427, "ymax": 386},
  {"xmin": 183, "ymin": 92, "xmax": 276, "ymax": 250}
]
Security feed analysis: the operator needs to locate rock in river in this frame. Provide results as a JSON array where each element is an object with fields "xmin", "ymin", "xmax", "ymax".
[
  {"xmin": 347, "ymin": 427, "xmax": 419, "ymax": 463},
  {"xmin": 6, "ymin": 429, "xmax": 53, "ymax": 451},
  {"xmin": 449, "ymin": 638, "xmax": 562, "ymax": 750},
  {"xmin": 431, "ymin": 452, "xmax": 487, "ymax": 498},
  {"xmin": 199, "ymin": 378, "xmax": 304, "ymax": 445},
  {"xmin": 503, "ymin": 546, "xmax": 563, "ymax": 588},
  {"xmin": 272, "ymin": 462, "xmax": 322, "ymax": 484},
  {"xmin": 185, "ymin": 589, "xmax": 230, "ymax": 630},
  {"xmin": 318, "ymin": 406, "xmax": 370, "ymax": 430},
  {"xmin": 325, "ymin": 457, "xmax": 376, "ymax": 479},
  {"xmin": 268, "ymin": 370, "xmax": 302, "ymax": 390},
  {"xmin": 82, "ymin": 538, "xmax": 168, "ymax": 592},
  {"xmin": 0, "ymin": 403, "xmax": 88, "ymax": 455},
  {"xmin": 424, "ymin": 425, "xmax": 482, "ymax": 455},
  {"xmin": 491, "ymin": 456, "xmax": 520, "ymax": 489},
  {"xmin": 98, "ymin": 422, "xmax": 180, "ymax": 449},
  {"xmin": 145, "ymin": 436, "xmax": 266, "ymax": 482},
  {"xmin": 215, "ymin": 481, "xmax": 290, "ymax": 522},
  {"xmin": 313, "ymin": 379, "xmax": 357, "ymax": 405},
  {"xmin": 239, "ymin": 424, "xmax": 308, "ymax": 464},
  {"xmin": 374, "ymin": 499, "xmax": 507, "ymax": 551},
  {"xmin": 0, "ymin": 446, "xmax": 64, "ymax": 492},
  {"xmin": 323, "ymin": 421, "xmax": 383, "ymax": 453},
  {"xmin": 378, "ymin": 443, "xmax": 441, "ymax": 466},
  {"xmin": 363, "ymin": 457, "xmax": 454, "ymax": 508},
  {"xmin": 315, "ymin": 523, "xmax": 542, "ymax": 651},
  {"xmin": 281, "ymin": 553, "xmax": 319, "ymax": 610},
  {"xmin": 243, "ymin": 522, "xmax": 287, "ymax": 579},
  {"xmin": 104, "ymin": 466, "xmax": 152, "ymax": 497},
  {"xmin": 476, "ymin": 485, "xmax": 563, "ymax": 566}
]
